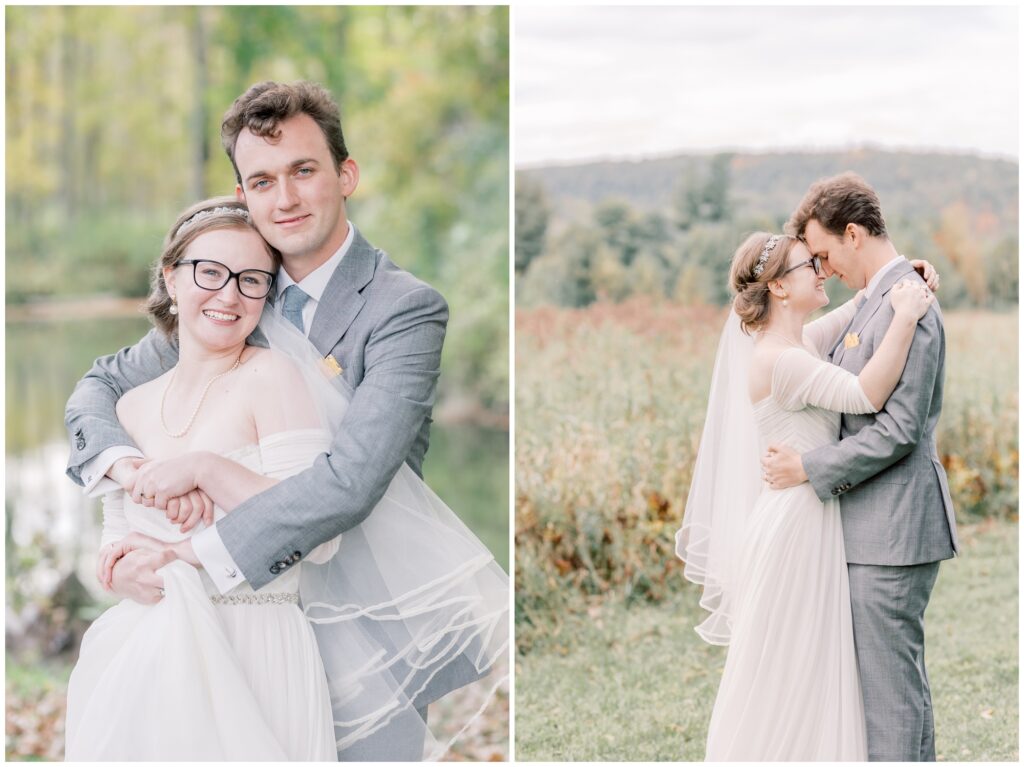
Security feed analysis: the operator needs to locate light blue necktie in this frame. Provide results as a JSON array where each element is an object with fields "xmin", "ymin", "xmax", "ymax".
[{"xmin": 280, "ymin": 284, "xmax": 310, "ymax": 334}]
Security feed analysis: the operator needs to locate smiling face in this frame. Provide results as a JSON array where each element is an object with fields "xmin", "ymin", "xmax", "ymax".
[
  {"xmin": 776, "ymin": 240, "xmax": 829, "ymax": 314},
  {"xmin": 233, "ymin": 113, "xmax": 358, "ymax": 276},
  {"xmin": 803, "ymin": 219, "xmax": 864, "ymax": 289},
  {"xmin": 164, "ymin": 227, "xmax": 275, "ymax": 354}
]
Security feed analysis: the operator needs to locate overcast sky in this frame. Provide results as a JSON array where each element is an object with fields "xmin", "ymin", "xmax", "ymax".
[{"xmin": 515, "ymin": 6, "xmax": 1019, "ymax": 167}]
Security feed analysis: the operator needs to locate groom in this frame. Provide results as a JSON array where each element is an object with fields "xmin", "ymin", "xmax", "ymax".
[
  {"xmin": 65, "ymin": 80, "xmax": 459, "ymax": 760},
  {"xmin": 762, "ymin": 172, "xmax": 959, "ymax": 761}
]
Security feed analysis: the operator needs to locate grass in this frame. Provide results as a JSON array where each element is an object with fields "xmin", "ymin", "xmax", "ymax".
[
  {"xmin": 513, "ymin": 302, "xmax": 1018, "ymax": 760},
  {"xmin": 514, "ymin": 519, "xmax": 1018, "ymax": 761},
  {"xmin": 515, "ymin": 303, "xmax": 1018, "ymax": 639}
]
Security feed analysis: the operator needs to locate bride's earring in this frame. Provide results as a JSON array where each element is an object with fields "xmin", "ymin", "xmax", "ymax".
[
  {"xmin": 781, "ymin": 291, "xmax": 789, "ymax": 308},
  {"xmin": 169, "ymin": 295, "xmax": 178, "ymax": 315}
]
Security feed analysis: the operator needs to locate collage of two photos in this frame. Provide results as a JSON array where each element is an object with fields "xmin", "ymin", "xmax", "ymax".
[{"xmin": 4, "ymin": 3, "xmax": 1020, "ymax": 764}]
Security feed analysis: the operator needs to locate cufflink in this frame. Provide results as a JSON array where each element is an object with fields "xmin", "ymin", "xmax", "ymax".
[
  {"xmin": 76, "ymin": 437, "xmax": 86, "ymax": 450},
  {"xmin": 224, "ymin": 567, "xmax": 238, "ymax": 579}
]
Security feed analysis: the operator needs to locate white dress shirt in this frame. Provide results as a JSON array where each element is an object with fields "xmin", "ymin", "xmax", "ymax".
[
  {"xmin": 863, "ymin": 255, "xmax": 908, "ymax": 302},
  {"xmin": 84, "ymin": 222, "xmax": 355, "ymax": 594},
  {"xmin": 270, "ymin": 220, "xmax": 355, "ymax": 331}
]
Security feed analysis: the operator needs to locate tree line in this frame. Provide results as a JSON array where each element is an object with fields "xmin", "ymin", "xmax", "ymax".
[
  {"xmin": 516, "ymin": 151, "xmax": 1018, "ymax": 310},
  {"xmin": 6, "ymin": 5, "xmax": 509, "ymax": 410}
]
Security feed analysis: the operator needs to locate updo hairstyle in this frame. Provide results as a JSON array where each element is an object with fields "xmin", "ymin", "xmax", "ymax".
[
  {"xmin": 729, "ymin": 232, "xmax": 799, "ymax": 334},
  {"xmin": 145, "ymin": 196, "xmax": 280, "ymax": 337}
]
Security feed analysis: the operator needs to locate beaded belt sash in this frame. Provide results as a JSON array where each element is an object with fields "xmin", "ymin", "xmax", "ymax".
[{"xmin": 210, "ymin": 592, "xmax": 299, "ymax": 606}]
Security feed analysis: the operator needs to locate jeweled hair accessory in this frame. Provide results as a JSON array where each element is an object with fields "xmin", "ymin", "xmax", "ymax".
[
  {"xmin": 752, "ymin": 234, "xmax": 781, "ymax": 277},
  {"xmin": 179, "ymin": 206, "xmax": 250, "ymax": 234}
]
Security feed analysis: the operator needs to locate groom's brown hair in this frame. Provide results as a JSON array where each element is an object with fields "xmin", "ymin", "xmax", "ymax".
[
  {"xmin": 221, "ymin": 80, "xmax": 349, "ymax": 184},
  {"xmin": 786, "ymin": 172, "xmax": 888, "ymax": 240}
]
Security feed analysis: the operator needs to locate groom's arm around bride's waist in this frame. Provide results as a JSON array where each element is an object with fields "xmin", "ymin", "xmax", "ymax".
[{"xmin": 802, "ymin": 303, "xmax": 945, "ymax": 501}]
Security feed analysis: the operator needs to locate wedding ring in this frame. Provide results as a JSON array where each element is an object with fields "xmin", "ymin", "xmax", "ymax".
[{"xmin": 158, "ymin": 588, "xmax": 165, "ymax": 598}]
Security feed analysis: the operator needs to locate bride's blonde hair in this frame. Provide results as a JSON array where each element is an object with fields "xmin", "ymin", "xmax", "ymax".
[{"xmin": 729, "ymin": 232, "xmax": 798, "ymax": 334}]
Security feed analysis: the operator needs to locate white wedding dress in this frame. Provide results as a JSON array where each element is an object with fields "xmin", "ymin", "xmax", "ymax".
[
  {"xmin": 64, "ymin": 430, "xmax": 338, "ymax": 761},
  {"xmin": 703, "ymin": 305, "xmax": 870, "ymax": 761}
]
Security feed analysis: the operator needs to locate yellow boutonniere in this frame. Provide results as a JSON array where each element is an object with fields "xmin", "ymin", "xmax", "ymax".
[
  {"xmin": 321, "ymin": 354, "xmax": 343, "ymax": 378},
  {"xmin": 843, "ymin": 332, "xmax": 860, "ymax": 350}
]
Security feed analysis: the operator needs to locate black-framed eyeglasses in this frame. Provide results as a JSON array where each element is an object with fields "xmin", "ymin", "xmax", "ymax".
[
  {"xmin": 783, "ymin": 255, "xmax": 822, "ymax": 276},
  {"xmin": 174, "ymin": 259, "xmax": 276, "ymax": 299}
]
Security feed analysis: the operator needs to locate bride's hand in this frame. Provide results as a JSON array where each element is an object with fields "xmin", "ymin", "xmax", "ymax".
[
  {"xmin": 97, "ymin": 532, "xmax": 171, "ymax": 592},
  {"xmin": 129, "ymin": 453, "xmax": 208, "ymax": 512},
  {"xmin": 890, "ymin": 280, "xmax": 934, "ymax": 321},
  {"xmin": 166, "ymin": 489, "xmax": 216, "ymax": 533},
  {"xmin": 908, "ymin": 258, "xmax": 940, "ymax": 292}
]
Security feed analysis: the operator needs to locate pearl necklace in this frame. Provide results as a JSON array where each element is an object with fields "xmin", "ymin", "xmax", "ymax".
[{"xmin": 160, "ymin": 351, "xmax": 244, "ymax": 438}]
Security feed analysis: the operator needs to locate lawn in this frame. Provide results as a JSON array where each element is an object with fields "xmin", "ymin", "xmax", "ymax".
[{"xmin": 514, "ymin": 519, "xmax": 1018, "ymax": 761}]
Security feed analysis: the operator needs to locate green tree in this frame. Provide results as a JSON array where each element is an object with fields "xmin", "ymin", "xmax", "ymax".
[
  {"xmin": 515, "ymin": 174, "xmax": 549, "ymax": 274},
  {"xmin": 5, "ymin": 5, "xmax": 510, "ymax": 409},
  {"xmin": 985, "ymin": 234, "xmax": 1019, "ymax": 308},
  {"xmin": 674, "ymin": 153, "xmax": 733, "ymax": 231}
]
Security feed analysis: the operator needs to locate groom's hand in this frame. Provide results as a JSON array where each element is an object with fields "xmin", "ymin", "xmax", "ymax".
[
  {"xmin": 109, "ymin": 456, "xmax": 145, "ymax": 491},
  {"xmin": 762, "ymin": 444, "xmax": 807, "ymax": 489}
]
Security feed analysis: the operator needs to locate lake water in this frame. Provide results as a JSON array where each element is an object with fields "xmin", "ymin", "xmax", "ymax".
[{"xmin": 6, "ymin": 315, "xmax": 509, "ymax": 619}]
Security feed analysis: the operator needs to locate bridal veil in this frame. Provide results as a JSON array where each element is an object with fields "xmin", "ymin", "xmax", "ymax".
[
  {"xmin": 257, "ymin": 305, "xmax": 509, "ymax": 759},
  {"xmin": 674, "ymin": 308, "xmax": 761, "ymax": 646}
]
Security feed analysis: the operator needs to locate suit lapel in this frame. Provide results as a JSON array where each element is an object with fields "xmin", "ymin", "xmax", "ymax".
[
  {"xmin": 307, "ymin": 230, "xmax": 377, "ymax": 356},
  {"xmin": 834, "ymin": 260, "xmax": 916, "ymax": 367},
  {"xmin": 830, "ymin": 305, "xmax": 861, "ymax": 365}
]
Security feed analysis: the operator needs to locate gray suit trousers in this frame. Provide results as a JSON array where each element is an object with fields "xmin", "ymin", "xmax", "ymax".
[{"xmin": 848, "ymin": 562, "xmax": 941, "ymax": 761}]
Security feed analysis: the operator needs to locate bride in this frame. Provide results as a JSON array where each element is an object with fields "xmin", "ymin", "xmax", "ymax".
[
  {"xmin": 675, "ymin": 232, "xmax": 934, "ymax": 760},
  {"xmin": 64, "ymin": 198, "xmax": 507, "ymax": 760}
]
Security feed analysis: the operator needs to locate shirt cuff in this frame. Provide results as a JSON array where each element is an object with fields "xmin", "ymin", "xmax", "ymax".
[
  {"xmin": 191, "ymin": 525, "xmax": 247, "ymax": 595},
  {"xmin": 83, "ymin": 446, "xmax": 145, "ymax": 498}
]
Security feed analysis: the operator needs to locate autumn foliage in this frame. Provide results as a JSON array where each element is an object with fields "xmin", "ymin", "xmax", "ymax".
[{"xmin": 515, "ymin": 300, "xmax": 1017, "ymax": 651}]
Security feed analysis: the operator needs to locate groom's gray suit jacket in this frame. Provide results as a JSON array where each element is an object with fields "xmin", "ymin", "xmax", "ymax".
[
  {"xmin": 65, "ymin": 228, "xmax": 485, "ymax": 714},
  {"xmin": 802, "ymin": 261, "xmax": 959, "ymax": 565},
  {"xmin": 66, "ymin": 229, "xmax": 444, "ymax": 576}
]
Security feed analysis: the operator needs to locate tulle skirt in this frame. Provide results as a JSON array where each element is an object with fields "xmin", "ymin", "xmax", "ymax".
[
  {"xmin": 705, "ymin": 484, "xmax": 867, "ymax": 761},
  {"xmin": 64, "ymin": 561, "xmax": 336, "ymax": 761}
]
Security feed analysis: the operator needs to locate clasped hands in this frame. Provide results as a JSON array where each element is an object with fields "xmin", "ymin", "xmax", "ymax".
[
  {"xmin": 111, "ymin": 453, "xmax": 214, "ymax": 532},
  {"xmin": 100, "ymin": 454, "xmax": 209, "ymax": 603}
]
